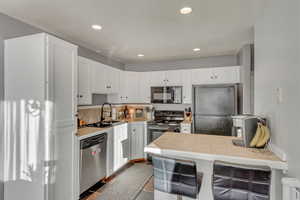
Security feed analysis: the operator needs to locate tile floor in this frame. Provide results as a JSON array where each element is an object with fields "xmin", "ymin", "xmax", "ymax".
[{"xmin": 82, "ymin": 163, "xmax": 154, "ymax": 200}]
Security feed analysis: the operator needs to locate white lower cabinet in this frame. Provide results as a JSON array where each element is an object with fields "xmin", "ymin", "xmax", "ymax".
[
  {"xmin": 129, "ymin": 122, "xmax": 146, "ymax": 160},
  {"xmin": 112, "ymin": 123, "xmax": 130, "ymax": 172},
  {"xmin": 106, "ymin": 129, "xmax": 114, "ymax": 177},
  {"xmin": 107, "ymin": 122, "xmax": 147, "ymax": 177}
]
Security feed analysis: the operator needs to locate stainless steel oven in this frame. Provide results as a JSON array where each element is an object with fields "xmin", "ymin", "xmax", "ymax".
[
  {"xmin": 147, "ymin": 125, "xmax": 169, "ymax": 144},
  {"xmin": 146, "ymin": 110, "xmax": 184, "ymax": 160},
  {"xmin": 151, "ymin": 86, "xmax": 182, "ymax": 104}
]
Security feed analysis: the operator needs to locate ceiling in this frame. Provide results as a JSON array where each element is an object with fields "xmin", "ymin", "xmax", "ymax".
[{"xmin": 0, "ymin": 0, "xmax": 266, "ymax": 64}]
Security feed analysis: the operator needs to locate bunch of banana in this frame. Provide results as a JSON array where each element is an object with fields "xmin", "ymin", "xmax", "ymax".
[{"xmin": 250, "ymin": 123, "xmax": 270, "ymax": 148}]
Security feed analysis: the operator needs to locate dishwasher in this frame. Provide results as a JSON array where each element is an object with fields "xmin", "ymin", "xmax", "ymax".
[{"xmin": 80, "ymin": 133, "xmax": 107, "ymax": 194}]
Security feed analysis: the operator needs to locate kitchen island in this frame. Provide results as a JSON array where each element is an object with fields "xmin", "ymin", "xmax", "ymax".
[{"xmin": 144, "ymin": 132, "xmax": 287, "ymax": 200}]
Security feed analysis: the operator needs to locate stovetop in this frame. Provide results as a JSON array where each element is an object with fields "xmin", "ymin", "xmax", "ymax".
[
  {"xmin": 149, "ymin": 120, "xmax": 182, "ymax": 126},
  {"xmin": 148, "ymin": 110, "xmax": 185, "ymax": 127}
]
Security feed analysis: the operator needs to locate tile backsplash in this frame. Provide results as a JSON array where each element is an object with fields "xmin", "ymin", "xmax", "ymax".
[
  {"xmin": 78, "ymin": 104, "xmax": 153, "ymax": 124},
  {"xmin": 78, "ymin": 107, "xmax": 101, "ymax": 124}
]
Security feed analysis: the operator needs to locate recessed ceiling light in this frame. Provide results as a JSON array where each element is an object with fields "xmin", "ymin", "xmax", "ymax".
[
  {"xmin": 180, "ymin": 7, "xmax": 192, "ymax": 15},
  {"xmin": 92, "ymin": 24, "xmax": 102, "ymax": 30},
  {"xmin": 193, "ymin": 48, "xmax": 201, "ymax": 52},
  {"xmin": 137, "ymin": 54, "xmax": 145, "ymax": 57}
]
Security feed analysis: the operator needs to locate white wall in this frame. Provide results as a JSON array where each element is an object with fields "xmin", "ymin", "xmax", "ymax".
[
  {"xmin": 153, "ymin": 104, "xmax": 191, "ymax": 111},
  {"xmin": 254, "ymin": 0, "xmax": 300, "ymax": 179},
  {"xmin": 0, "ymin": 12, "xmax": 124, "ymax": 69},
  {"xmin": 238, "ymin": 44, "xmax": 254, "ymax": 114},
  {"xmin": 0, "ymin": 36, "xmax": 4, "ymax": 200},
  {"xmin": 125, "ymin": 55, "xmax": 237, "ymax": 71}
]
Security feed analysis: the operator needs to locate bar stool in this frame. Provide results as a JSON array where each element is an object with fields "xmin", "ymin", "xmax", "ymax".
[
  {"xmin": 152, "ymin": 156, "xmax": 203, "ymax": 200},
  {"xmin": 212, "ymin": 161, "xmax": 271, "ymax": 200}
]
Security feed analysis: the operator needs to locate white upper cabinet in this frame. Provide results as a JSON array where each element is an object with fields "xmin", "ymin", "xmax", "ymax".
[
  {"xmin": 191, "ymin": 66, "xmax": 240, "ymax": 85},
  {"xmin": 78, "ymin": 57, "xmax": 92, "ymax": 105},
  {"xmin": 182, "ymin": 70, "xmax": 192, "ymax": 104},
  {"xmin": 139, "ymin": 72, "xmax": 151, "ymax": 103},
  {"xmin": 164, "ymin": 70, "xmax": 183, "ymax": 86},
  {"xmin": 117, "ymin": 71, "xmax": 151, "ymax": 104},
  {"xmin": 211, "ymin": 66, "xmax": 240, "ymax": 84},
  {"xmin": 149, "ymin": 71, "xmax": 166, "ymax": 86},
  {"xmin": 148, "ymin": 70, "xmax": 183, "ymax": 86},
  {"xmin": 91, "ymin": 61, "xmax": 107, "ymax": 93},
  {"xmin": 78, "ymin": 57, "xmax": 121, "ymax": 98},
  {"xmin": 191, "ymin": 68, "xmax": 214, "ymax": 84},
  {"xmin": 119, "ymin": 71, "xmax": 140, "ymax": 103},
  {"xmin": 105, "ymin": 66, "xmax": 120, "ymax": 94},
  {"xmin": 79, "ymin": 64, "xmax": 240, "ymax": 104}
]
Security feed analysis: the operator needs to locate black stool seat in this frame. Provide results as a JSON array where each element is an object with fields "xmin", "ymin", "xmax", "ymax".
[
  {"xmin": 152, "ymin": 156, "xmax": 202, "ymax": 199},
  {"xmin": 213, "ymin": 161, "xmax": 271, "ymax": 200}
]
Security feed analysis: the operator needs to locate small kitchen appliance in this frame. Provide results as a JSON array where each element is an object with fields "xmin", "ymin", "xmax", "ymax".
[
  {"xmin": 151, "ymin": 86, "xmax": 182, "ymax": 104},
  {"xmin": 231, "ymin": 115, "xmax": 259, "ymax": 147}
]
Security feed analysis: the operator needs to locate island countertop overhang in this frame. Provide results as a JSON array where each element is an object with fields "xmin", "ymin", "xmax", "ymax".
[{"xmin": 144, "ymin": 132, "xmax": 288, "ymax": 171}]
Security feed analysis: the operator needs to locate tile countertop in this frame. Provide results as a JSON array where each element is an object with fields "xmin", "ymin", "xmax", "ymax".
[
  {"xmin": 76, "ymin": 119, "xmax": 149, "ymax": 139},
  {"xmin": 145, "ymin": 132, "xmax": 288, "ymax": 171},
  {"xmin": 76, "ymin": 127, "xmax": 112, "ymax": 140}
]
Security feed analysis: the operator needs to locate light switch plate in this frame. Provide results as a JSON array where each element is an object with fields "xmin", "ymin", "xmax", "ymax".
[
  {"xmin": 293, "ymin": 188, "xmax": 300, "ymax": 200},
  {"xmin": 276, "ymin": 87, "xmax": 283, "ymax": 104}
]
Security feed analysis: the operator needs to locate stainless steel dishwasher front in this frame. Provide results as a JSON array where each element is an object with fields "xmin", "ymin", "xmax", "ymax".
[{"xmin": 80, "ymin": 133, "xmax": 107, "ymax": 194}]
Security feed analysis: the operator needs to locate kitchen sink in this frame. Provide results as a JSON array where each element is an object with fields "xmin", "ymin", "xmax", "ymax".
[{"xmin": 86, "ymin": 120, "xmax": 122, "ymax": 128}]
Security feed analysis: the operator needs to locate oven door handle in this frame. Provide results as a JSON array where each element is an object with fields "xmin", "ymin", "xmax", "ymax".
[{"xmin": 148, "ymin": 128, "xmax": 169, "ymax": 131}]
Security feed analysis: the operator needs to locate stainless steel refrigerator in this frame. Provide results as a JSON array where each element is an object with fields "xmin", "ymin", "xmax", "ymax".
[{"xmin": 192, "ymin": 84, "xmax": 239, "ymax": 136}]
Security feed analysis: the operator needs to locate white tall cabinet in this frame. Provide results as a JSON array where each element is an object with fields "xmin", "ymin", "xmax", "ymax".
[{"xmin": 4, "ymin": 33, "xmax": 78, "ymax": 200}]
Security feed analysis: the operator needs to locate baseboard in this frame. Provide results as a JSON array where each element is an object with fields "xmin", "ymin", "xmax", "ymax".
[
  {"xmin": 130, "ymin": 158, "xmax": 146, "ymax": 163},
  {"xmin": 269, "ymin": 143, "xmax": 287, "ymax": 162}
]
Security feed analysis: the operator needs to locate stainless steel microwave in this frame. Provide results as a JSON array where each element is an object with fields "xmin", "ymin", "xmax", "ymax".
[{"xmin": 151, "ymin": 86, "xmax": 182, "ymax": 104}]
